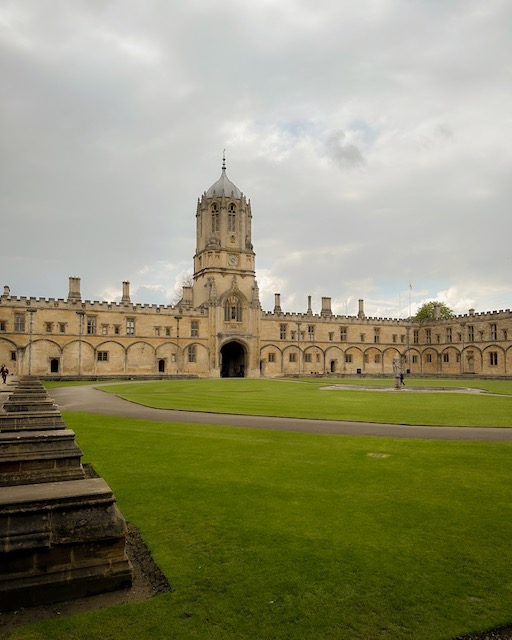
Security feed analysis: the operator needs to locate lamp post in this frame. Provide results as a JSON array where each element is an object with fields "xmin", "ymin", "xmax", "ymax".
[
  {"xmin": 27, "ymin": 308, "xmax": 37, "ymax": 375},
  {"xmin": 297, "ymin": 321, "xmax": 301, "ymax": 376},
  {"xmin": 460, "ymin": 322, "xmax": 466, "ymax": 374},
  {"xmin": 76, "ymin": 311, "xmax": 85, "ymax": 376},
  {"xmin": 174, "ymin": 315, "xmax": 181, "ymax": 375}
]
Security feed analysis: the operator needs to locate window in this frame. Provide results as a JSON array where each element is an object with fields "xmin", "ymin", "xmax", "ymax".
[
  {"xmin": 14, "ymin": 314, "xmax": 25, "ymax": 332},
  {"xmin": 59, "ymin": 323, "xmax": 66, "ymax": 333},
  {"xmin": 340, "ymin": 327, "xmax": 347, "ymax": 341},
  {"xmin": 304, "ymin": 354, "xmax": 311, "ymax": 363},
  {"xmin": 280, "ymin": 324, "xmax": 287, "ymax": 340},
  {"xmin": 191, "ymin": 321, "xmax": 199, "ymax": 337},
  {"xmin": 268, "ymin": 353, "xmax": 275, "ymax": 363},
  {"xmin": 290, "ymin": 330, "xmax": 296, "ymax": 340},
  {"xmin": 345, "ymin": 354, "xmax": 352, "ymax": 363},
  {"xmin": 154, "ymin": 327, "xmax": 161, "ymax": 336},
  {"xmin": 443, "ymin": 353, "xmax": 450, "ymax": 363},
  {"xmin": 10, "ymin": 351, "xmax": 16, "ymax": 361},
  {"xmin": 412, "ymin": 355, "xmax": 418, "ymax": 363},
  {"xmin": 425, "ymin": 329, "xmax": 431, "ymax": 344},
  {"xmin": 188, "ymin": 345, "xmax": 196, "ymax": 363},
  {"xmin": 289, "ymin": 353, "xmax": 297, "ymax": 363},
  {"xmin": 489, "ymin": 351, "xmax": 498, "ymax": 366},
  {"xmin": 467, "ymin": 325, "xmax": 474, "ymax": 341},
  {"xmin": 426, "ymin": 353, "xmax": 432, "ymax": 363},
  {"xmin": 166, "ymin": 327, "xmax": 171, "ymax": 336},
  {"xmin": 126, "ymin": 318, "xmax": 135, "ymax": 336},
  {"xmin": 211, "ymin": 204, "xmax": 220, "ymax": 233},
  {"xmin": 101, "ymin": 325, "xmax": 108, "ymax": 335},
  {"xmin": 392, "ymin": 334, "xmax": 397, "ymax": 343},
  {"xmin": 446, "ymin": 327, "xmax": 452, "ymax": 342},
  {"xmin": 374, "ymin": 354, "xmax": 381, "ymax": 363},
  {"xmin": 360, "ymin": 333, "xmax": 365, "ymax": 342},
  {"xmin": 228, "ymin": 204, "xmax": 236, "ymax": 232},
  {"xmin": 400, "ymin": 335, "xmax": 406, "ymax": 343},
  {"xmin": 87, "ymin": 316, "xmax": 96, "ymax": 335},
  {"xmin": 413, "ymin": 330, "xmax": 419, "ymax": 344},
  {"xmin": 224, "ymin": 296, "xmax": 242, "ymax": 322},
  {"xmin": 0, "ymin": 321, "xmax": 6, "ymax": 332},
  {"xmin": 504, "ymin": 330, "xmax": 508, "ymax": 340},
  {"xmin": 45, "ymin": 322, "xmax": 53, "ymax": 333},
  {"xmin": 114, "ymin": 325, "xmax": 120, "ymax": 335},
  {"xmin": 490, "ymin": 324, "xmax": 497, "ymax": 340},
  {"xmin": 97, "ymin": 351, "xmax": 108, "ymax": 362},
  {"xmin": 329, "ymin": 332, "xmax": 334, "ymax": 341},
  {"xmin": 308, "ymin": 325, "xmax": 314, "ymax": 341},
  {"xmin": 374, "ymin": 329, "xmax": 380, "ymax": 344}
]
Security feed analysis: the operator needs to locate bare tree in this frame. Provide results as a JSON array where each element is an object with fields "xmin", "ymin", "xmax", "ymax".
[{"xmin": 171, "ymin": 273, "xmax": 193, "ymax": 306}]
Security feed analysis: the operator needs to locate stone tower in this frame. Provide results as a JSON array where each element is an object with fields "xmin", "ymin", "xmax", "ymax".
[{"xmin": 193, "ymin": 156, "xmax": 261, "ymax": 377}]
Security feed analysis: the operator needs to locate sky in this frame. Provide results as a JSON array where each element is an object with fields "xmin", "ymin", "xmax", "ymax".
[{"xmin": 1, "ymin": 0, "xmax": 511, "ymax": 319}]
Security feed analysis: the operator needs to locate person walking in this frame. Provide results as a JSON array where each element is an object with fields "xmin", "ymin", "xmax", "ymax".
[{"xmin": 1, "ymin": 364, "xmax": 8, "ymax": 384}]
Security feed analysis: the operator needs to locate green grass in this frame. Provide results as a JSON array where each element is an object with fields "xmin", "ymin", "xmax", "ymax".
[
  {"xmin": 8, "ymin": 413, "xmax": 512, "ymax": 640},
  {"xmin": 96, "ymin": 378, "xmax": 512, "ymax": 427}
]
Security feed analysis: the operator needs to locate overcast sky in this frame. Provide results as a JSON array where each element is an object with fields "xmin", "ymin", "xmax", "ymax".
[{"xmin": 1, "ymin": 0, "xmax": 511, "ymax": 318}]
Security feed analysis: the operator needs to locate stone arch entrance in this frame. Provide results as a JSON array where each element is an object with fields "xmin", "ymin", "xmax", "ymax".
[
  {"xmin": 50, "ymin": 358, "xmax": 59, "ymax": 373},
  {"xmin": 220, "ymin": 341, "xmax": 246, "ymax": 377}
]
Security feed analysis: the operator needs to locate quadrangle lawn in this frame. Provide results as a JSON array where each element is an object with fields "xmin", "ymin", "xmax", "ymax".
[{"xmin": 8, "ymin": 409, "xmax": 512, "ymax": 640}]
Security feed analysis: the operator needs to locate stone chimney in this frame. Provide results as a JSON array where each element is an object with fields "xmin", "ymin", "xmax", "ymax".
[
  {"xmin": 433, "ymin": 303, "xmax": 441, "ymax": 320},
  {"xmin": 358, "ymin": 299, "xmax": 366, "ymax": 319},
  {"xmin": 121, "ymin": 281, "xmax": 131, "ymax": 305},
  {"xmin": 274, "ymin": 293, "xmax": 282, "ymax": 314},
  {"xmin": 321, "ymin": 297, "xmax": 333, "ymax": 317},
  {"xmin": 2, "ymin": 286, "xmax": 10, "ymax": 297},
  {"xmin": 469, "ymin": 308, "xmax": 475, "ymax": 316},
  {"xmin": 67, "ymin": 277, "xmax": 81, "ymax": 303},
  {"xmin": 307, "ymin": 295, "xmax": 312, "ymax": 315}
]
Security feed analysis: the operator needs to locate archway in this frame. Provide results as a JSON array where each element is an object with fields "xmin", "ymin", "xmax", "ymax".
[
  {"xmin": 50, "ymin": 358, "xmax": 60, "ymax": 373},
  {"xmin": 220, "ymin": 341, "xmax": 246, "ymax": 377}
]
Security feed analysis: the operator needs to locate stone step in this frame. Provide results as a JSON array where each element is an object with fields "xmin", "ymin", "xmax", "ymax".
[
  {"xmin": 0, "ymin": 478, "xmax": 132, "ymax": 610},
  {"xmin": 0, "ymin": 429, "xmax": 85, "ymax": 486}
]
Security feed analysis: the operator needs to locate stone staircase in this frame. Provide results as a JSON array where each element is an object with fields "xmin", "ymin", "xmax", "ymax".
[{"xmin": 0, "ymin": 377, "xmax": 133, "ymax": 610}]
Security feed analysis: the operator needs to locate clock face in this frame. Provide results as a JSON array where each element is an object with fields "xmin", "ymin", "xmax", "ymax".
[{"xmin": 228, "ymin": 254, "xmax": 238, "ymax": 267}]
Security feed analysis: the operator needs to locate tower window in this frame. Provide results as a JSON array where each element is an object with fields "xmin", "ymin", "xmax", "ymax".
[
  {"xmin": 211, "ymin": 203, "xmax": 220, "ymax": 233},
  {"xmin": 228, "ymin": 204, "xmax": 236, "ymax": 232},
  {"xmin": 224, "ymin": 296, "xmax": 242, "ymax": 322}
]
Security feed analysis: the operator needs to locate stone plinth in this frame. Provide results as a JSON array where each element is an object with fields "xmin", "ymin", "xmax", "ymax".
[
  {"xmin": 0, "ymin": 478, "xmax": 132, "ymax": 610},
  {"xmin": 0, "ymin": 412, "xmax": 66, "ymax": 432},
  {"xmin": 0, "ymin": 429, "xmax": 85, "ymax": 486},
  {"xmin": 0, "ymin": 378, "xmax": 134, "ymax": 611}
]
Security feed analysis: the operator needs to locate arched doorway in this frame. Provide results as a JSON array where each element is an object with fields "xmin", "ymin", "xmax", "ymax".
[
  {"xmin": 158, "ymin": 359, "xmax": 166, "ymax": 373},
  {"xmin": 220, "ymin": 341, "xmax": 246, "ymax": 377},
  {"xmin": 50, "ymin": 358, "xmax": 60, "ymax": 373}
]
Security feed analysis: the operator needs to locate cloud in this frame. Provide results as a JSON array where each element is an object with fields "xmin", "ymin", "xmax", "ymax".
[{"xmin": 1, "ymin": 0, "xmax": 511, "ymax": 318}]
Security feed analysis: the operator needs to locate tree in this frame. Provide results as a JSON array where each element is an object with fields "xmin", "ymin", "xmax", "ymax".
[
  {"xmin": 171, "ymin": 273, "xmax": 193, "ymax": 306},
  {"xmin": 414, "ymin": 301, "xmax": 454, "ymax": 322}
]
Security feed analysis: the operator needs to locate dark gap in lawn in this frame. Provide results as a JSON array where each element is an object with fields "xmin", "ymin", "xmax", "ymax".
[{"xmin": 0, "ymin": 464, "xmax": 171, "ymax": 632}]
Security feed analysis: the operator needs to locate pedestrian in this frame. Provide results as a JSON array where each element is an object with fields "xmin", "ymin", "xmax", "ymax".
[
  {"xmin": 0, "ymin": 364, "xmax": 8, "ymax": 384},
  {"xmin": 400, "ymin": 372, "xmax": 405, "ymax": 386}
]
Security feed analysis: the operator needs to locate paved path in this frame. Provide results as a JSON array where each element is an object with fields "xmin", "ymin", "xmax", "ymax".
[{"xmin": 49, "ymin": 384, "xmax": 512, "ymax": 442}]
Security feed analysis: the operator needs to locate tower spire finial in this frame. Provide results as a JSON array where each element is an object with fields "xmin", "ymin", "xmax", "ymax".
[{"xmin": 222, "ymin": 148, "xmax": 226, "ymax": 170}]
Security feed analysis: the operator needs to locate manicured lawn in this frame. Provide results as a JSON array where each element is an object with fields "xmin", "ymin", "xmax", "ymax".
[
  {"xmin": 96, "ymin": 378, "xmax": 512, "ymax": 427},
  {"xmin": 8, "ymin": 413, "xmax": 512, "ymax": 640}
]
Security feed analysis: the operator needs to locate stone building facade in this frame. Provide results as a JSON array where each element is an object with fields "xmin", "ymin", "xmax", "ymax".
[{"xmin": 1, "ymin": 161, "xmax": 511, "ymax": 378}]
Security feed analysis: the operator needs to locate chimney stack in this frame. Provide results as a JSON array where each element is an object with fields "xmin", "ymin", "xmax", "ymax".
[
  {"xmin": 121, "ymin": 281, "xmax": 131, "ymax": 305},
  {"xmin": 358, "ymin": 299, "xmax": 366, "ymax": 319},
  {"xmin": 274, "ymin": 293, "xmax": 282, "ymax": 313},
  {"xmin": 67, "ymin": 277, "xmax": 81, "ymax": 303},
  {"xmin": 321, "ymin": 297, "xmax": 333, "ymax": 317}
]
